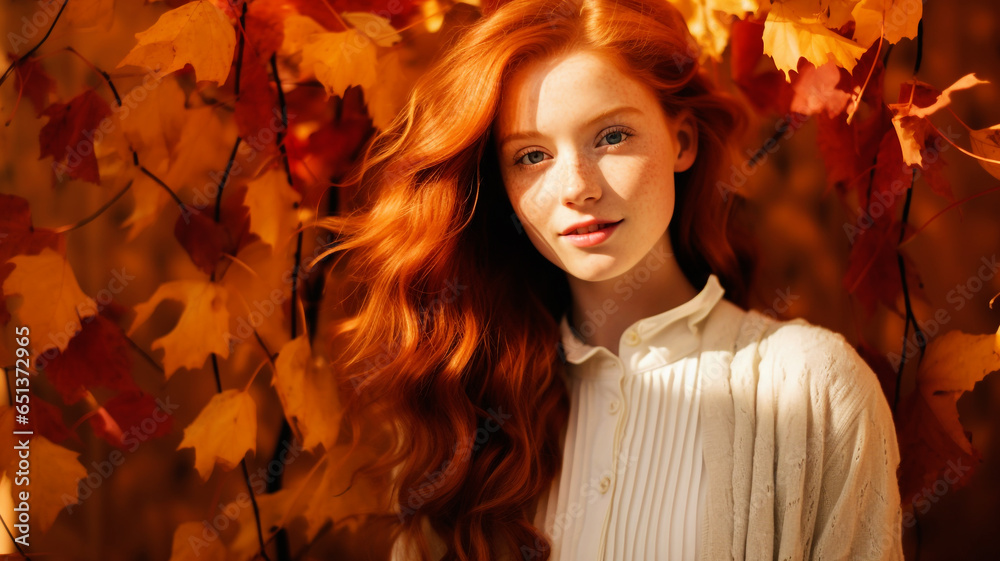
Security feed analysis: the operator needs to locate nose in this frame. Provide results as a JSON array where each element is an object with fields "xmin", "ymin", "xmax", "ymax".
[{"xmin": 556, "ymin": 151, "xmax": 602, "ymax": 207}]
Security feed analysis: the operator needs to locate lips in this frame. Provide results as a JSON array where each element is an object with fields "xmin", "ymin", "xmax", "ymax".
[{"xmin": 560, "ymin": 219, "xmax": 623, "ymax": 236}]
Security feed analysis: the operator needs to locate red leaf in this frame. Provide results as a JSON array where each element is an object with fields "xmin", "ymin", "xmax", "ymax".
[
  {"xmin": 729, "ymin": 18, "xmax": 793, "ymax": 115},
  {"xmin": 38, "ymin": 89, "xmax": 113, "ymax": 185},
  {"xmin": 44, "ymin": 314, "xmax": 136, "ymax": 404},
  {"xmin": 869, "ymin": 130, "xmax": 914, "ymax": 215},
  {"xmin": 235, "ymin": 55, "xmax": 280, "ymax": 150},
  {"xmin": 173, "ymin": 185, "xmax": 255, "ymax": 274},
  {"xmin": 10, "ymin": 54, "xmax": 56, "ymax": 117},
  {"xmin": 0, "ymin": 194, "xmax": 62, "ymax": 325},
  {"xmin": 89, "ymin": 390, "xmax": 173, "ymax": 448},
  {"xmin": 896, "ymin": 390, "xmax": 980, "ymax": 508}
]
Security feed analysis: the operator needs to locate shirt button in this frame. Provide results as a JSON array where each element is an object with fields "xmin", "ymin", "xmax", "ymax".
[
  {"xmin": 599, "ymin": 475, "xmax": 612, "ymax": 494},
  {"xmin": 609, "ymin": 399, "xmax": 620, "ymax": 414},
  {"xmin": 624, "ymin": 330, "xmax": 640, "ymax": 346}
]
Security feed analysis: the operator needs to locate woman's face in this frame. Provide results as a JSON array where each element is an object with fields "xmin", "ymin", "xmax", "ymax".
[{"xmin": 493, "ymin": 49, "xmax": 697, "ymax": 282}]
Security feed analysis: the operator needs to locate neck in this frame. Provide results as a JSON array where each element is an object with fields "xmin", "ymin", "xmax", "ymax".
[{"xmin": 566, "ymin": 235, "xmax": 698, "ymax": 357}]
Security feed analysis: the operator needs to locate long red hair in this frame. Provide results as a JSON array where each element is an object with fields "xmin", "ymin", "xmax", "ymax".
[{"xmin": 313, "ymin": 0, "xmax": 753, "ymax": 559}]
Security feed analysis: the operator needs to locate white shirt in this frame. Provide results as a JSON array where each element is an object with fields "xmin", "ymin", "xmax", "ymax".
[{"xmin": 532, "ymin": 273, "xmax": 726, "ymax": 560}]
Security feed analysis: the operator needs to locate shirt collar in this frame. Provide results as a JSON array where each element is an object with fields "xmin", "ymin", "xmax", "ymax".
[{"xmin": 557, "ymin": 273, "xmax": 725, "ymax": 366}]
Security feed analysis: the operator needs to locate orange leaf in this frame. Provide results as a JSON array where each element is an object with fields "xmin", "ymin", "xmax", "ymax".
[
  {"xmin": 128, "ymin": 280, "xmax": 232, "ymax": 378},
  {"xmin": 178, "ymin": 389, "xmax": 257, "ymax": 481},
  {"xmin": 117, "ymin": 0, "xmax": 236, "ymax": 85},
  {"xmin": 272, "ymin": 336, "xmax": 340, "ymax": 452}
]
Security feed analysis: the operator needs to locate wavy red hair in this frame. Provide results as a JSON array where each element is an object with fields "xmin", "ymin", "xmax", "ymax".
[{"xmin": 312, "ymin": 0, "xmax": 754, "ymax": 559}]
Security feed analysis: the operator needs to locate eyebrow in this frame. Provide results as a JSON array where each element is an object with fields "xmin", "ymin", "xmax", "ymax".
[{"xmin": 496, "ymin": 105, "xmax": 644, "ymax": 149}]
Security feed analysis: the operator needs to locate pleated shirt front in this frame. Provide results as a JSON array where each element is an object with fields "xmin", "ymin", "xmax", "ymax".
[{"xmin": 531, "ymin": 274, "xmax": 727, "ymax": 561}]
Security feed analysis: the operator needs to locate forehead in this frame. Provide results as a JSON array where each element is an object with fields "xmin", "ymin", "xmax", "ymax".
[{"xmin": 494, "ymin": 49, "xmax": 658, "ymax": 138}]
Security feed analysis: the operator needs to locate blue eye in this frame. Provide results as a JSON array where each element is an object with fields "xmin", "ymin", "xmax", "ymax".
[
  {"xmin": 519, "ymin": 151, "xmax": 547, "ymax": 165},
  {"xmin": 598, "ymin": 127, "xmax": 631, "ymax": 147}
]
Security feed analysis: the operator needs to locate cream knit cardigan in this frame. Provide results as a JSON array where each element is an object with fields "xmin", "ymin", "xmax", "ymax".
[{"xmin": 391, "ymin": 298, "xmax": 904, "ymax": 560}]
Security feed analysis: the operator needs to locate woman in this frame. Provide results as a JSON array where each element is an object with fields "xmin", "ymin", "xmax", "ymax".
[{"xmin": 314, "ymin": 0, "xmax": 903, "ymax": 559}]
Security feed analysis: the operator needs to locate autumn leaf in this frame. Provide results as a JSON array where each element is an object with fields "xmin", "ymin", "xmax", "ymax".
[
  {"xmin": 38, "ymin": 88, "xmax": 113, "ymax": 184},
  {"xmin": 669, "ymin": 0, "xmax": 758, "ymax": 61},
  {"xmin": 303, "ymin": 445, "xmax": 391, "ymax": 540},
  {"xmin": 2, "ymin": 248, "xmax": 97, "ymax": 354},
  {"xmin": 173, "ymin": 185, "xmax": 255, "ymax": 275},
  {"xmin": 969, "ymin": 124, "xmax": 1000, "ymax": 181},
  {"xmin": 0, "ymin": 194, "xmax": 62, "ymax": 325},
  {"xmin": 917, "ymin": 327, "xmax": 1000, "ymax": 454},
  {"xmin": 789, "ymin": 60, "xmax": 851, "ymax": 118},
  {"xmin": 89, "ymin": 390, "xmax": 173, "ymax": 448},
  {"xmin": 62, "ymin": 0, "xmax": 117, "ymax": 31},
  {"xmin": 301, "ymin": 30, "xmax": 378, "ymax": 98},
  {"xmin": 343, "ymin": 12, "xmax": 404, "ymax": 47},
  {"xmin": 129, "ymin": 280, "xmax": 232, "ymax": 378},
  {"xmin": 10, "ymin": 54, "xmax": 56, "ymax": 117},
  {"xmin": 763, "ymin": 2, "xmax": 868, "ymax": 80},
  {"xmin": 851, "ymin": 0, "xmax": 922, "ymax": 48},
  {"xmin": 244, "ymin": 168, "xmax": 302, "ymax": 250},
  {"xmin": 729, "ymin": 18, "xmax": 794, "ymax": 115},
  {"xmin": 11, "ymin": 436, "xmax": 88, "ymax": 534},
  {"xmin": 117, "ymin": 0, "xmax": 236, "ymax": 85},
  {"xmin": 178, "ymin": 389, "xmax": 257, "ymax": 481},
  {"xmin": 272, "ymin": 336, "xmax": 341, "ymax": 452},
  {"xmin": 897, "ymin": 327, "xmax": 1000, "ymax": 503},
  {"xmin": 44, "ymin": 313, "xmax": 135, "ymax": 404}
]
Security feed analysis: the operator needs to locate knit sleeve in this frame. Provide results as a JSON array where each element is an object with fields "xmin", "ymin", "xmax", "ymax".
[{"xmin": 807, "ymin": 331, "xmax": 904, "ymax": 561}]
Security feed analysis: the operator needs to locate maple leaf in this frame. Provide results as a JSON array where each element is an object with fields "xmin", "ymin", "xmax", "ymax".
[
  {"xmin": 117, "ymin": 0, "xmax": 236, "ymax": 85},
  {"xmin": 343, "ymin": 12, "xmax": 404, "ymax": 47},
  {"xmin": 173, "ymin": 185, "xmax": 254, "ymax": 275},
  {"xmin": 969, "ymin": 125, "xmax": 1000, "ymax": 181},
  {"xmin": 178, "ymin": 389, "xmax": 257, "ymax": 481},
  {"xmin": 669, "ymin": 0, "xmax": 758, "ymax": 61},
  {"xmin": 10, "ymin": 54, "xmax": 56, "ymax": 117},
  {"xmin": 889, "ymin": 74, "xmax": 990, "ymax": 167},
  {"xmin": 0, "ymin": 194, "xmax": 61, "ymax": 325},
  {"xmin": 763, "ymin": 2, "xmax": 868, "ymax": 80},
  {"xmin": 89, "ymin": 390, "xmax": 173, "ymax": 448},
  {"xmin": 5, "ymin": 436, "xmax": 88, "ymax": 534},
  {"xmin": 729, "ymin": 18, "xmax": 794, "ymax": 115},
  {"xmin": 789, "ymin": 60, "xmax": 851, "ymax": 118},
  {"xmin": 244, "ymin": 168, "xmax": 302, "ymax": 250},
  {"xmin": 272, "ymin": 336, "xmax": 341, "ymax": 452},
  {"xmin": 851, "ymin": 0, "xmax": 922, "ymax": 48},
  {"xmin": 302, "ymin": 445, "xmax": 391, "ymax": 540},
  {"xmin": 2, "ymin": 248, "xmax": 97, "ymax": 354},
  {"xmin": 228, "ymin": 489, "xmax": 296, "ymax": 559},
  {"xmin": 129, "ymin": 280, "xmax": 232, "ymax": 378},
  {"xmin": 301, "ymin": 30, "xmax": 378, "ymax": 99},
  {"xmin": 62, "ymin": 0, "xmax": 117, "ymax": 31},
  {"xmin": 38, "ymin": 89, "xmax": 113, "ymax": 185},
  {"xmin": 44, "ymin": 313, "xmax": 135, "ymax": 404},
  {"xmin": 168, "ymin": 521, "xmax": 227, "ymax": 561},
  {"xmin": 897, "ymin": 327, "xmax": 1000, "ymax": 502}
]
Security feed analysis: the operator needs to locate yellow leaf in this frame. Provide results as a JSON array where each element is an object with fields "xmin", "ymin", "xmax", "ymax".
[
  {"xmin": 168, "ymin": 521, "xmax": 227, "ymax": 561},
  {"xmin": 763, "ymin": 2, "xmax": 867, "ymax": 80},
  {"xmin": 908, "ymin": 73, "xmax": 990, "ymax": 119},
  {"xmin": 2, "ymin": 248, "xmax": 97, "ymax": 354},
  {"xmin": 851, "ymin": 0, "xmax": 922, "ymax": 47},
  {"xmin": 367, "ymin": 50, "xmax": 414, "ymax": 131},
  {"xmin": 917, "ymin": 327, "xmax": 1000, "ymax": 455},
  {"xmin": 117, "ymin": 0, "xmax": 236, "ymax": 85},
  {"xmin": 343, "ymin": 12, "xmax": 403, "ymax": 47},
  {"xmin": 301, "ymin": 31, "xmax": 378, "ymax": 99},
  {"xmin": 178, "ymin": 389, "xmax": 257, "ymax": 481},
  {"xmin": 244, "ymin": 168, "xmax": 302, "ymax": 250},
  {"xmin": 129, "ymin": 280, "xmax": 232, "ymax": 378},
  {"xmin": 970, "ymin": 124, "xmax": 1000, "ymax": 181},
  {"xmin": 670, "ymin": 0, "xmax": 759, "ymax": 61},
  {"xmin": 278, "ymin": 14, "xmax": 327, "ymax": 57},
  {"xmin": 11, "ymin": 436, "xmax": 88, "ymax": 534},
  {"xmin": 273, "ymin": 336, "xmax": 341, "ymax": 453}
]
